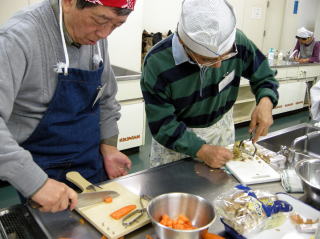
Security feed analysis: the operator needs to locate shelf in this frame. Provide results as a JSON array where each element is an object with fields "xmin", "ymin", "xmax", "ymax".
[
  {"xmin": 233, "ymin": 101, "xmax": 256, "ymax": 124},
  {"xmin": 234, "ymin": 115, "xmax": 251, "ymax": 124},
  {"xmin": 235, "ymin": 98, "xmax": 256, "ymax": 104},
  {"xmin": 237, "ymin": 85, "xmax": 255, "ymax": 102}
]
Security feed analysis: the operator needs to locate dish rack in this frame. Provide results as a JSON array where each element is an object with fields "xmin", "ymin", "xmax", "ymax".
[{"xmin": 0, "ymin": 205, "xmax": 48, "ymax": 239}]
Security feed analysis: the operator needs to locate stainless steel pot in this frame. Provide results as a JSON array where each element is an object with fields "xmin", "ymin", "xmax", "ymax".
[
  {"xmin": 147, "ymin": 192, "xmax": 216, "ymax": 239},
  {"xmin": 295, "ymin": 159, "xmax": 320, "ymax": 209}
]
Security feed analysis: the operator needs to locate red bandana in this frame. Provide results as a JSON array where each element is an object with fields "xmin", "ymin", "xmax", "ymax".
[{"xmin": 84, "ymin": 0, "xmax": 136, "ymax": 10}]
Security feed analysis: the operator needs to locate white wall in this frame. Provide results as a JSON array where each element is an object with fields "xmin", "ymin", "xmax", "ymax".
[
  {"xmin": 315, "ymin": 3, "xmax": 320, "ymax": 39},
  {"xmin": 0, "ymin": 0, "xmax": 28, "ymax": 25},
  {"xmin": 262, "ymin": 0, "xmax": 286, "ymax": 54},
  {"xmin": 142, "ymin": 0, "xmax": 182, "ymax": 33},
  {"xmin": 108, "ymin": 0, "xmax": 144, "ymax": 72},
  {"xmin": 298, "ymin": 0, "xmax": 318, "ymax": 31},
  {"xmin": 279, "ymin": 0, "xmax": 300, "ymax": 54},
  {"xmin": 227, "ymin": 0, "xmax": 245, "ymax": 29}
]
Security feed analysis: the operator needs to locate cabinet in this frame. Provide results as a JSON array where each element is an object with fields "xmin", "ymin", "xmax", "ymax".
[
  {"xmin": 233, "ymin": 64, "xmax": 320, "ymax": 124},
  {"xmin": 113, "ymin": 66, "xmax": 145, "ymax": 150},
  {"xmin": 273, "ymin": 81, "xmax": 307, "ymax": 115}
]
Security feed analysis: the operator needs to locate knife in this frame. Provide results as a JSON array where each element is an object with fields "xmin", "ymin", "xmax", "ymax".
[
  {"xmin": 66, "ymin": 171, "xmax": 119, "ymax": 208},
  {"xmin": 77, "ymin": 190, "xmax": 120, "ymax": 208}
]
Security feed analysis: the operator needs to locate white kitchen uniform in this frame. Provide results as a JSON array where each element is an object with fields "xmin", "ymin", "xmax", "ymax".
[{"xmin": 149, "ymin": 108, "xmax": 235, "ymax": 167}]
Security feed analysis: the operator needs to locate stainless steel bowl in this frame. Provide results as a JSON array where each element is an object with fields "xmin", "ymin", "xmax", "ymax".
[
  {"xmin": 295, "ymin": 159, "xmax": 320, "ymax": 209},
  {"xmin": 147, "ymin": 192, "xmax": 216, "ymax": 239}
]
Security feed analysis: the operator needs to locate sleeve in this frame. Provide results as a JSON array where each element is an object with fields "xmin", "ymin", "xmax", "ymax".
[
  {"xmin": 293, "ymin": 41, "xmax": 300, "ymax": 57},
  {"xmin": 99, "ymin": 40, "xmax": 121, "ymax": 143},
  {"xmin": 309, "ymin": 42, "xmax": 320, "ymax": 63},
  {"xmin": 141, "ymin": 63, "xmax": 206, "ymax": 158},
  {"xmin": 241, "ymin": 34, "xmax": 279, "ymax": 107},
  {"xmin": 0, "ymin": 35, "xmax": 48, "ymax": 197}
]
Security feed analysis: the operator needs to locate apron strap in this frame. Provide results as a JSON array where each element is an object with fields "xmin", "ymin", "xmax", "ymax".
[
  {"xmin": 59, "ymin": 0, "xmax": 69, "ymax": 75},
  {"xmin": 58, "ymin": 0, "xmax": 104, "ymax": 75}
]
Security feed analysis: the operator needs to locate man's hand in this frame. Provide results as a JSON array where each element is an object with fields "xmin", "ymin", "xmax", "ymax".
[
  {"xmin": 196, "ymin": 144, "xmax": 233, "ymax": 168},
  {"xmin": 31, "ymin": 178, "xmax": 78, "ymax": 213},
  {"xmin": 100, "ymin": 144, "xmax": 132, "ymax": 179},
  {"xmin": 250, "ymin": 97, "xmax": 274, "ymax": 143}
]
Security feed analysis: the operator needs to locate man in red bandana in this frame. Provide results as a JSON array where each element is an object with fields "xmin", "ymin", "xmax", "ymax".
[{"xmin": 0, "ymin": 0, "xmax": 136, "ymax": 213}]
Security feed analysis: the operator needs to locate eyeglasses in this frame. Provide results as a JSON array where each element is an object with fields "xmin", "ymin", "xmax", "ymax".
[
  {"xmin": 296, "ymin": 36, "xmax": 308, "ymax": 41},
  {"xmin": 184, "ymin": 43, "xmax": 238, "ymax": 67}
]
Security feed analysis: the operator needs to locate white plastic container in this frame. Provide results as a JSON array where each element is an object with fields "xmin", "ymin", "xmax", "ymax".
[
  {"xmin": 277, "ymin": 51, "xmax": 283, "ymax": 65},
  {"xmin": 267, "ymin": 48, "xmax": 275, "ymax": 65}
]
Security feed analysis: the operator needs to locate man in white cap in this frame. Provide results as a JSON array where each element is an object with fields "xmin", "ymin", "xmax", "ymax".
[
  {"xmin": 293, "ymin": 27, "xmax": 320, "ymax": 63},
  {"xmin": 141, "ymin": 0, "xmax": 279, "ymax": 168}
]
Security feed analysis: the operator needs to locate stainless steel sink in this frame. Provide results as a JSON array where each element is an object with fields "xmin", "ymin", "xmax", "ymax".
[{"xmin": 257, "ymin": 123, "xmax": 320, "ymax": 156}]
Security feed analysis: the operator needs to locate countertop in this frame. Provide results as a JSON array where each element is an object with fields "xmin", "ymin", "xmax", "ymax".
[
  {"xmin": 30, "ymin": 158, "xmax": 303, "ymax": 239},
  {"xmin": 270, "ymin": 61, "xmax": 320, "ymax": 68}
]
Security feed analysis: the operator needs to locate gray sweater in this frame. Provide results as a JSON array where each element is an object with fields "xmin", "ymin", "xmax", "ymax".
[{"xmin": 0, "ymin": 0, "xmax": 120, "ymax": 197}]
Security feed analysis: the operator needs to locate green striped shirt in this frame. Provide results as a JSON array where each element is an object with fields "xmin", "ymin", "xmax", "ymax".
[{"xmin": 141, "ymin": 29, "xmax": 279, "ymax": 158}]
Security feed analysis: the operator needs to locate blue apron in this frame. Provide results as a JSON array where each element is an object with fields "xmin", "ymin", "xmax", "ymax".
[{"xmin": 21, "ymin": 62, "xmax": 108, "ymax": 188}]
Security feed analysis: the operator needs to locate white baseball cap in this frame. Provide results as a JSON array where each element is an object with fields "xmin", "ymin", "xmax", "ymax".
[
  {"xmin": 296, "ymin": 27, "xmax": 313, "ymax": 38},
  {"xmin": 177, "ymin": 0, "xmax": 236, "ymax": 57}
]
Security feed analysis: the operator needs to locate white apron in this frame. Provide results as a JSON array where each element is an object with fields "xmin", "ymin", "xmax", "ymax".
[
  {"xmin": 149, "ymin": 108, "xmax": 235, "ymax": 167},
  {"xmin": 310, "ymin": 80, "xmax": 320, "ymax": 121}
]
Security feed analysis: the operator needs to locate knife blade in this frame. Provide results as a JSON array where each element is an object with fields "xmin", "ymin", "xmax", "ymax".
[{"xmin": 77, "ymin": 190, "xmax": 120, "ymax": 208}]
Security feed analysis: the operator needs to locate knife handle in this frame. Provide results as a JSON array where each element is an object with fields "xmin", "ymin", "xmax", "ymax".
[{"xmin": 66, "ymin": 171, "xmax": 93, "ymax": 192}]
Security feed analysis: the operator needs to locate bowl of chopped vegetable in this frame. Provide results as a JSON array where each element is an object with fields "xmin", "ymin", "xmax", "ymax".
[{"xmin": 146, "ymin": 192, "xmax": 216, "ymax": 239}]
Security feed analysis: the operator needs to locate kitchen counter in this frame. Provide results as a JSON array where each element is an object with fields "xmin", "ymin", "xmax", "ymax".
[
  {"xmin": 270, "ymin": 61, "xmax": 320, "ymax": 68},
  {"xmin": 29, "ymin": 158, "xmax": 301, "ymax": 239}
]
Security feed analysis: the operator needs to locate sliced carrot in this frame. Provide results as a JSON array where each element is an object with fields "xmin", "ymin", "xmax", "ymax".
[
  {"xmin": 145, "ymin": 235, "xmax": 154, "ymax": 239},
  {"xmin": 100, "ymin": 236, "xmax": 108, "ymax": 239},
  {"xmin": 104, "ymin": 196, "xmax": 113, "ymax": 203},
  {"xmin": 202, "ymin": 230, "xmax": 225, "ymax": 239},
  {"xmin": 159, "ymin": 214, "xmax": 198, "ymax": 230},
  {"xmin": 110, "ymin": 205, "xmax": 137, "ymax": 220}
]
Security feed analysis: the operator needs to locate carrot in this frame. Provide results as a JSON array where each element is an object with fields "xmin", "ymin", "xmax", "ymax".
[
  {"xmin": 104, "ymin": 196, "xmax": 113, "ymax": 203},
  {"xmin": 202, "ymin": 230, "xmax": 225, "ymax": 239},
  {"xmin": 159, "ymin": 214, "xmax": 198, "ymax": 230},
  {"xmin": 100, "ymin": 236, "xmax": 108, "ymax": 239},
  {"xmin": 145, "ymin": 234, "xmax": 154, "ymax": 239},
  {"xmin": 110, "ymin": 205, "xmax": 137, "ymax": 220}
]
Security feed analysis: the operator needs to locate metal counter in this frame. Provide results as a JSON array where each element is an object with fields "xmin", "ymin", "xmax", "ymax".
[
  {"xmin": 270, "ymin": 61, "xmax": 320, "ymax": 69},
  {"xmin": 112, "ymin": 65, "xmax": 141, "ymax": 81},
  {"xmin": 30, "ymin": 158, "xmax": 298, "ymax": 239}
]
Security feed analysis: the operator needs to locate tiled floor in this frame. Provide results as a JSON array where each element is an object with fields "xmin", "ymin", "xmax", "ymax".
[{"xmin": 0, "ymin": 109, "xmax": 311, "ymax": 209}]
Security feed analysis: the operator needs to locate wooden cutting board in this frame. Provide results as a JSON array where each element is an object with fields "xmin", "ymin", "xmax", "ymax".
[{"xmin": 67, "ymin": 172, "xmax": 150, "ymax": 239}]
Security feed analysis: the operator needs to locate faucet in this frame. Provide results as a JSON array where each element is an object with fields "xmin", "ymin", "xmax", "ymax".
[
  {"xmin": 278, "ymin": 131, "xmax": 320, "ymax": 168},
  {"xmin": 285, "ymin": 131, "xmax": 320, "ymax": 168},
  {"xmin": 291, "ymin": 131, "xmax": 320, "ymax": 152}
]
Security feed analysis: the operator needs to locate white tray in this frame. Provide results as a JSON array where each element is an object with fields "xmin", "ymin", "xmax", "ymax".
[{"xmin": 250, "ymin": 193, "xmax": 320, "ymax": 239}]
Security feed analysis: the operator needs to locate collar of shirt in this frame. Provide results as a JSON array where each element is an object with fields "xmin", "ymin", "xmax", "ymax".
[
  {"xmin": 50, "ymin": 0, "xmax": 81, "ymax": 48},
  {"xmin": 172, "ymin": 33, "xmax": 196, "ymax": 65}
]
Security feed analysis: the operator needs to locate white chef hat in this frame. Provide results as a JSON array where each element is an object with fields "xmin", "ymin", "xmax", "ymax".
[
  {"xmin": 296, "ymin": 27, "xmax": 314, "ymax": 38},
  {"xmin": 177, "ymin": 0, "xmax": 236, "ymax": 57}
]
